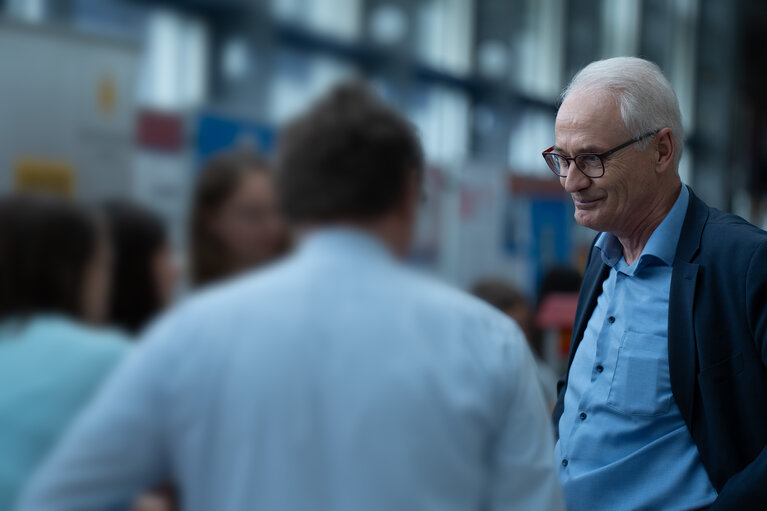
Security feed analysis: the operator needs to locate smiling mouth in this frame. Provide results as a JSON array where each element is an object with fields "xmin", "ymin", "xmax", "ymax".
[{"xmin": 573, "ymin": 197, "xmax": 604, "ymax": 209}]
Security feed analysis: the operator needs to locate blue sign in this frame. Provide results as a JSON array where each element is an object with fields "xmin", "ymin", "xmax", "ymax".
[
  {"xmin": 530, "ymin": 199, "xmax": 572, "ymax": 287},
  {"xmin": 196, "ymin": 113, "xmax": 276, "ymax": 165}
]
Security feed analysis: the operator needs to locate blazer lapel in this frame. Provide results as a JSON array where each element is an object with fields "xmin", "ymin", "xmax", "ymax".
[
  {"xmin": 554, "ymin": 243, "xmax": 609, "ymax": 432},
  {"xmin": 669, "ymin": 261, "xmax": 699, "ymax": 421},
  {"xmin": 567, "ymin": 246, "xmax": 610, "ymax": 370},
  {"xmin": 668, "ymin": 186, "xmax": 708, "ymax": 424}
]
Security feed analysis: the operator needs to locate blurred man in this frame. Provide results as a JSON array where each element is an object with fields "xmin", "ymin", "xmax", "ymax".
[
  {"xmin": 18, "ymin": 83, "xmax": 564, "ymax": 511},
  {"xmin": 546, "ymin": 57, "xmax": 767, "ymax": 510}
]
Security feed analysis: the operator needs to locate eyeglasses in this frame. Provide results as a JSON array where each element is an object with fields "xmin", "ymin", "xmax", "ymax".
[{"xmin": 541, "ymin": 129, "xmax": 659, "ymax": 178}]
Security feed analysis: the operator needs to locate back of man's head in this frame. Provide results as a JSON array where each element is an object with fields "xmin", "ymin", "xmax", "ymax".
[{"xmin": 275, "ymin": 82, "xmax": 424, "ymax": 225}]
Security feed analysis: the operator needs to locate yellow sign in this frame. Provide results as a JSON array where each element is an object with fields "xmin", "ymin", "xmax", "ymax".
[
  {"xmin": 14, "ymin": 158, "xmax": 75, "ymax": 197},
  {"xmin": 98, "ymin": 74, "xmax": 117, "ymax": 116}
]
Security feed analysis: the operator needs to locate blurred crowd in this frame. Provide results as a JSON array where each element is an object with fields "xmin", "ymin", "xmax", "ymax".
[
  {"xmin": 0, "ymin": 146, "xmax": 295, "ymax": 509},
  {"xmin": 0, "ymin": 81, "xmax": 581, "ymax": 511}
]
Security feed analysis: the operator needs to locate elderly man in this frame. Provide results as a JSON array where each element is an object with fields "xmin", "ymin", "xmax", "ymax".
[
  {"xmin": 547, "ymin": 57, "xmax": 767, "ymax": 511},
  {"xmin": 17, "ymin": 83, "xmax": 564, "ymax": 511}
]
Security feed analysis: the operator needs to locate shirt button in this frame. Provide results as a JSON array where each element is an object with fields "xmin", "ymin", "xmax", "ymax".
[
  {"xmin": 608, "ymin": 316, "xmax": 616, "ymax": 324},
  {"xmin": 562, "ymin": 459, "xmax": 568, "ymax": 467},
  {"xmin": 580, "ymin": 412, "xmax": 587, "ymax": 420},
  {"xmin": 596, "ymin": 365, "xmax": 604, "ymax": 373}
]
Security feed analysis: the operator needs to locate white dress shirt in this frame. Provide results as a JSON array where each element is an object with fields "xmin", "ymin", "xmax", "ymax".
[{"xmin": 18, "ymin": 228, "xmax": 564, "ymax": 511}]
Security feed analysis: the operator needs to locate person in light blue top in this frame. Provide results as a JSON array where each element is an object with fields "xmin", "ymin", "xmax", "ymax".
[
  {"xmin": 0, "ymin": 195, "xmax": 128, "ymax": 511},
  {"xmin": 555, "ymin": 184, "xmax": 716, "ymax": 510},
  {"xmin": 542, "ymin": 57, "xmax": 767, "ymax": 510},
  {"xmin": 18, "ymin": 82, "xmax": 565, "ymax": 511}
]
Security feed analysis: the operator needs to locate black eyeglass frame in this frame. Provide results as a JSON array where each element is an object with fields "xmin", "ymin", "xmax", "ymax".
[{"xmin": 541, "ymin": 129, "xmax": 660, "ymax": 178}]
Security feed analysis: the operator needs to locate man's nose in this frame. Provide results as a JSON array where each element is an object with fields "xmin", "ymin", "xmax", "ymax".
[{"xmin": 561, "ymin": 162, "xmax": 591, "ymax": 193}]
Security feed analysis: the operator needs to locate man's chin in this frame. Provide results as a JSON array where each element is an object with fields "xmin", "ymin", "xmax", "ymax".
[{"xmin": 574, "ymin": 210, "xmax": 602, "ymax": 231}]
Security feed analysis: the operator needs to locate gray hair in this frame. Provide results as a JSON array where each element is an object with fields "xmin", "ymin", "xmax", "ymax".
[{"xmin": 562, "ymin": 57, "xmax": 684, "ymax": 167}]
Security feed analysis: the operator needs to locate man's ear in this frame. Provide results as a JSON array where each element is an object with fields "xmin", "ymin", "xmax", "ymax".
[{"xmin": 655, "ymin": 127, "xmax": 675, "ymax": 174}]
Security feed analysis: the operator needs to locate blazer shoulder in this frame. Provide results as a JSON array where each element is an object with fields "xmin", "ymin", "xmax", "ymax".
[
  {"xmin": 702, "ymin": 207, "xmax": 767, "ymax": 249},
  {"xmin": 686, "ymin": 205, "xmax": 767, "ymax": 277}
]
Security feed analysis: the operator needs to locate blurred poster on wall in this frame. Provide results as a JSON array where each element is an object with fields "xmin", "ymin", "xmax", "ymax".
[
  {"xmin": 453, "ymin": 168, "xmax": 506, "ymax": 287},
  {"xmin": 505, "ymin": 175, "xmax": 573, "ymax": 293},
  {"xmin": 410, "ymin": 165, "xmax": 444, "ymax": 269},
  {"xmin": 132, "ymin": 150, "xmax": 191, "ymax": 249},
  {"xmin": 132, "ymin": 109, "xmax": 190, "ymax": 249},
  {"xmin": 0, "ymin": 20, "xmax": 139, "ymax": 201},
  {"xmin": 424, "ymin": 163, "xmax": 529, "ymax": 292}
]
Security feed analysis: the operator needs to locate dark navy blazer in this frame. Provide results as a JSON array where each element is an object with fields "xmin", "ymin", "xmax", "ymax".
[{"xmin": 553, "ymin": 187, "xmax": 767, "ymax": 510}]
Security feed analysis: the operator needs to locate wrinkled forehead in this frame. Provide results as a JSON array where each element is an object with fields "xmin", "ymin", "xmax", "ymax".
[
  {"xmin": 554, "ymin": 88, "xmax": 627, "ymax": 150},
  {"xmin": 557, "ymin": 88, "xmax": 624, "ymax": 130}
]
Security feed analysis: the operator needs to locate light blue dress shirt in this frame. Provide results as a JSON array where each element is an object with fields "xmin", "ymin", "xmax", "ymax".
[
  {"xmin": 0, "ymin": 315, "xmax": 127, "ymax": 511},
  {"xmin": 18, "ymin": 228, "xmax": 565, "ymax": 511},
  {"xmin": 555, "ymin": 186, "xmax": 717, "ymax": 510}
]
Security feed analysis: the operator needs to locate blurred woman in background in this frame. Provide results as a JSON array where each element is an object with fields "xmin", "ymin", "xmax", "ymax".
[
  {"xmin": 471, "ymin": 278, "xmax": 560, "ymax": 410},
  {"xmin": 0, "ymin": 194, "xmax": 127, "ymax": 510},
  {"xmin": 190, "ymin": 150, "xmax": 288, "ymax": 288},
  {"xmin": 102, "ymin": 200, "xmax": 179, "ymax": 335}
]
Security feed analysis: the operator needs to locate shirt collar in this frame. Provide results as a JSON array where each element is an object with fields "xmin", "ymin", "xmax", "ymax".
[
  {"xmin": 596, "ymin": 185, "xmax": 689, "ymax": 271},
  {"xmin": 298, "ymin": 226, "xmax": 395, "ymax": 262}
]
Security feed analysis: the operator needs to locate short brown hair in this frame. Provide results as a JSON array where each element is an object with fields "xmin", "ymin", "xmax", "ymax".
[{"xmin": 275, "ymin": 81, "xmax": 424, "ymax": 223}]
